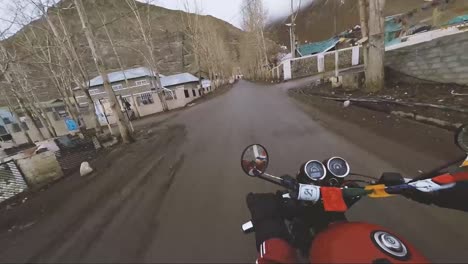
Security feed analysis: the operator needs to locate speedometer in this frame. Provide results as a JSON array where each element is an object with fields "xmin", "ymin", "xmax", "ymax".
[
  {"xmin": 326, "ymin": 157, "xmax": 350, "ymax": 178},
  {"xmin": 300, "ymin": 160, "xmax": 327, "ymax": 181}
]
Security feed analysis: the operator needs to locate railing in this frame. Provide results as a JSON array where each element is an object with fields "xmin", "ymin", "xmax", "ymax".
[
  {"xmin": 54, "ymin": 136, "xmax": 97, "ymax": 175},
  {"xmin": 273, "ymin": 46, "xmax": 364, "ymax": 81}
]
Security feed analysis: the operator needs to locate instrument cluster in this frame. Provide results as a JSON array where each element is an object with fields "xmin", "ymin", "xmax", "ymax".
[{"xmin": 298, "ymin": 157, "xmax": 350, "ymax": 186}]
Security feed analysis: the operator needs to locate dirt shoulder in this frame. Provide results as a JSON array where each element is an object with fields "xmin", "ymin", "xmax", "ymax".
[
  {"xmin": 288, "ymin": 88, "xmax": 466, "ymax": 177},
  {"xmin": 0, "ymin": 122, "xmax": 187, "ymax": 262},
  {"xmin": 294, "ymin": 72, "xmax": 468, "ymax": 130}
]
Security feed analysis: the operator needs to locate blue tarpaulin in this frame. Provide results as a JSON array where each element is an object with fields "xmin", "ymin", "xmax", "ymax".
[
  {"xmin": 446, "ymin": 15, "xmax": 468, "ymax": 26},
  {"xmin": 296, "ymin": 37, "xmax": 340, "ymax": 56}
]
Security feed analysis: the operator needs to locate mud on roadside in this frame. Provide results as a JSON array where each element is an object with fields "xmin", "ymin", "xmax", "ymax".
[
  {"xmin": 0, "ymin": 123, "xmax": 187, "ymax": 241},
  {"xmin": 292, "ymin": 79, "xmax": 468, "ymax": 130}
]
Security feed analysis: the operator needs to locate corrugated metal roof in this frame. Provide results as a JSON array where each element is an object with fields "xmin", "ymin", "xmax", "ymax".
[
  {"xmin": 87, "ymin": 67, "xmax": 198, "ymax": 88},
  {"xmin": 89, "ymin": 67, "xmax": 163, "ymax": 87},
  {"xmin": 297, "ymin": 37, "xmax": 339, "ymax": 56},
  {"xmin": 161, "ymin": 73, "xmax": 199, "ymax": 88}
]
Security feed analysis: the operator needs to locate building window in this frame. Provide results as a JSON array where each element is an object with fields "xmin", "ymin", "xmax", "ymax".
[
  {"xmin": 137, "ymin": 93, "xmax": 154, "ymax": 105},
  {"xmin": 33, "ymin": 119, "xmax": 43, "ymax": 129},
  {"xmin": 79, "ymin": 103, "xmax": 90, "ymax": 113},
  {"xmin": 192, "ymin": 89, "xmax": 196, "ymax": 97},
  {"xmin": 20, "ymin": 122, "xmax": 29, "ymax": 131},
  {"xmin": 11, "ymin": 123, "xmax": 21, "ymax": 132},
  {"xmin": 2, "ymin": 117, "xmax": 11, "ymax": 124},
  {"xmin": 184, "ymin": 90, "xmax": 190, "ymax": 98},
  {"xmin": 164, "ymin": 90, "xmax": 176, "ymax": 100},
  {"xmin": 135, "ymin": 79, "xmax": 149, "ymax": 86},
  {"xmin": 89, "ymin": 89, "xmax": 101, "ymax": 95},
  {"xmin": 0, "ymin": 125, "xmax": 7, "ymax": 135},
  {"xmin": 52, "ymin": 109, "xmax": 68, "ymax": 121},
  {"xmin": 112, "ymin": 84, "xmax": 124, "ymax": 91}
]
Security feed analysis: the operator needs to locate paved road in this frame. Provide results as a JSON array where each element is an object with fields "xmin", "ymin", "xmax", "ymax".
[{"xmin": 0, "ymin": 80, "xmax": 467, "ymax": 263}]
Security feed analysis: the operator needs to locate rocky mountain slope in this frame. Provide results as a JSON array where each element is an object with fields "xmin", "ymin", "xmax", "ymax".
[
  {"xmin": 3, "ymin": 0, "xmax": 246, "ymax": 101},
  {"xmin": 267, "ymin": 0, "xmax": 468, "ymax": 47}
]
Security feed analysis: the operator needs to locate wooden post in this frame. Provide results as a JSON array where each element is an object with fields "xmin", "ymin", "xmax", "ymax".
[{"xmin": 335, "ymin": 50, "xmax": 339, "ymax": 77}]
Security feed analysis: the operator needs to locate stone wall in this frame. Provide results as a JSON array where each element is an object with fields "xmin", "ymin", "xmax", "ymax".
[
  {"xmin": 385, "ymin": 31, "xmax": 468, "ymax": 85},
  {"xmin": 292, "ymin": 56, "xmax": 319, "ymax": 79}
]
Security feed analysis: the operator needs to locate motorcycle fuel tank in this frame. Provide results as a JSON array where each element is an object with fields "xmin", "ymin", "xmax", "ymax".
[{"xmin": 310, "ymin": 222, "xmax": 429, "ymax": 263}]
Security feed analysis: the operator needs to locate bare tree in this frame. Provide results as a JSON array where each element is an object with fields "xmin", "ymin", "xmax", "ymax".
[
  {"xmin": 182, "ymin": 2, "xmax": 233, "ymax": 87},
  {"xmin": 26, "ymin": 0, "xmax": 103, "ymax": 133},
  {"xmin": 0, "ymin": 20, "xmax": 46, "ymax": 142},
  {"xmin": 95, "ymin": 3, "xmax": 141, "ymax": 119},
  {"xmin": 125, "ymin": 0, "xmax": 168, "ymax": 111},
  {"xmin": 241, "ymin": 0, "xmax": 270, "ymax": 80},
  {"xmin": 0, "ymin": 44, "xmax": 35, "ymax": 144},
  {"xmin": 73, "ymin": 0, "xmax": 133, "ymax": 143}
]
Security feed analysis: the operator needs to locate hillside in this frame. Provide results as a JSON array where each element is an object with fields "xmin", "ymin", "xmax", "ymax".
[
  {"xmin": 268, "ymin": 0, "xmax": 468, "ymax": 47},
  {"xmin": 2, "ymin": 0, "xmax": 246, "ymax": 101}
]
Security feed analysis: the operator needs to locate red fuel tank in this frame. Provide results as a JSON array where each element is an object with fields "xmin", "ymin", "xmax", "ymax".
[{"xmin": 310, "ymin": 222, "xmax": 429, "ymax": 263}]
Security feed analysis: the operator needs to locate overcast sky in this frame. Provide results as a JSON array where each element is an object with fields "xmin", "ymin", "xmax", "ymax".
[
  {"xmin": 0, "ymin": 0, "xmax": 314, "ymax": 36},
  {"xmin": 154, "ymin": 0, "xmax": 315, "ymax": 28}
]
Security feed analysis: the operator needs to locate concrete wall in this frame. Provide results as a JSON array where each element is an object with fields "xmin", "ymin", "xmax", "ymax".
[
  {"xmin": 16, "ymin": 151, "xmax": 64, "ymax": 189},
  {"xmin": 386, "ymin": 31, "xmax": 468, "ymax": 85},
  {"xmin": 135, "ymin": 92, "xmax": 164, "ymax": 117},
  {"xmin": 6, "ymin": 110, "xmax": 94, "ymax": 145},
  {"xmin": 166, "ymin": 83, "xmax": 200, "ymax": 110}
]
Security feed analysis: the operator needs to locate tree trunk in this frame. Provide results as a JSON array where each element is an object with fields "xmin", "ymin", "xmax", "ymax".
[
  {"xmin": 4, "ymin": 93, "xmax": 33, "ymax": 145},
  {"xmin": 74, "ymin": 0, "xmax": 133, "ymax": 143},
  {"xmin": 358, "ymin": 0, "xmax": 369, "ymax": 72},
  {"xmin": 3, "ymin": 71, "xmax": 45, "ymax": 141},
  {"xmin": 16, "ymin": 95, "xmax": 45, "ymax": 141},
  {"xmin": 43, "ymin": 8, "xmax": 103, "ymax": 134},
  {"xmin": 31, "ymin": 90, "xmax": 57, "ymax": 137},
  {"xmin": 96, "ymin": 5, "xmax": 140, "ymax": 118},
  {"xmin": 366, "ymin": 0, "xmax": 386, "ymax": 92},
  {"xmin": 125, "ymin": 0, "xmax": 168, "ymax": 112}
]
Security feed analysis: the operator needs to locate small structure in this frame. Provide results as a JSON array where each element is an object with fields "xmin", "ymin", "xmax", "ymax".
[
  {"xmin": 74, "ymin": 67, "xmax": 203, "ymax": 123},
  {"xmin": 161, "ymin": 72, "xmax": 203, "ymax": 110},
  {"xmin": 0, "ymin": 100, "xmax": 92, "ymax": 145}
]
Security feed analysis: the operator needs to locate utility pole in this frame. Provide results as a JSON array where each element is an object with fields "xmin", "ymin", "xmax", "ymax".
[{"xmin": 288, "ymin": 0, "xmax": 297, "ymax": 58}]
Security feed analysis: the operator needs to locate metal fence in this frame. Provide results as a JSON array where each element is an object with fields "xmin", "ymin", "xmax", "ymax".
[
  {"xmin": 0, "ymin": 161, "xmax": 28, "ymax": 203},
  {"xmin": 54, "ymin": 136, "xmax": 97, "ymax": 175}
]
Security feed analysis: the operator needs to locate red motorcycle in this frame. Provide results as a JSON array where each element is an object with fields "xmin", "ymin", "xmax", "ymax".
[{"xmin": 240, "ymin": 125, "xmax": 468, "ymax": 263}]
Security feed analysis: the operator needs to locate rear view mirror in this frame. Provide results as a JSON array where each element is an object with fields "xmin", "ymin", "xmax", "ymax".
[
  {"xmin": 241, "ymin": 144, "xmax": 269, "ymax": 177},
  {"xmin": 456, "ymin": 124, "xmax": 468, "ymax": 153}
]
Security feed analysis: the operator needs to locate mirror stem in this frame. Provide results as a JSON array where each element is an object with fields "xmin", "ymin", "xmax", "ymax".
[{"xmin": 259, "ymin": 174, "xmax": 287, "ymax": 188}]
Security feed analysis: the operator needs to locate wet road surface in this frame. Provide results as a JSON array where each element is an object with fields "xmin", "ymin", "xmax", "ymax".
[{"xmin": 0, "ymin": 80, "xmax": 467, "ymax": 263}]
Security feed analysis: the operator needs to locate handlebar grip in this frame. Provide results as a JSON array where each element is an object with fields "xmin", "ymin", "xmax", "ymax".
[{"xmin": 242, "ymin": 193, "xmax": 291, "ymax": 234}]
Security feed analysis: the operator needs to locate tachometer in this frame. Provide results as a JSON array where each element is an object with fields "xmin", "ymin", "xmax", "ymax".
[
  {"xmin": 299, "ymin": 160, "xmax": 327, "ymax": 182},
  {"xmin": 326, "ymin": 157, "xmax": 350, "ymax": 178}
]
